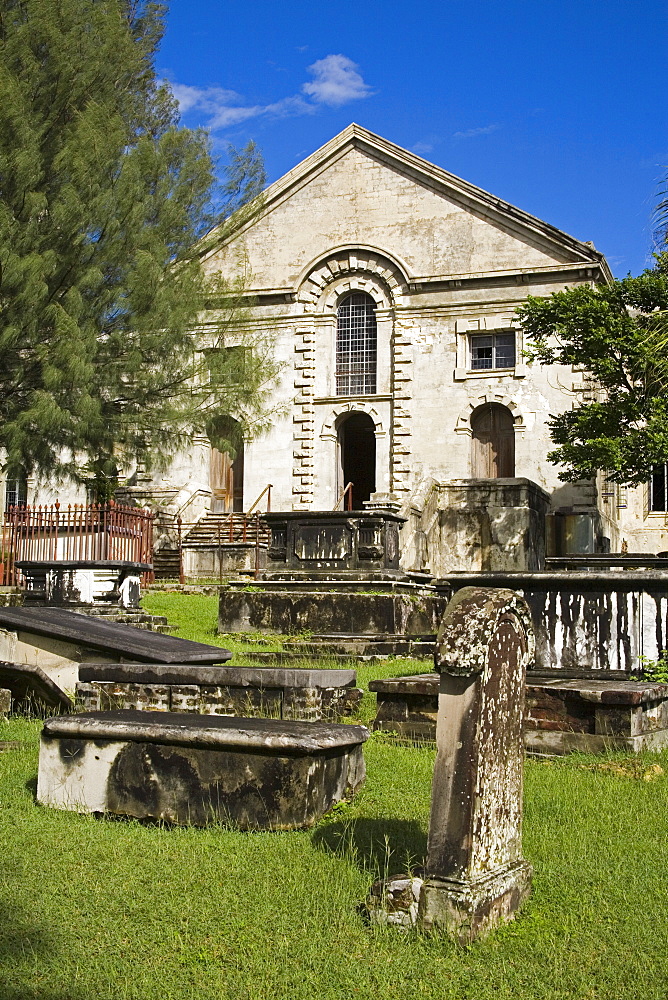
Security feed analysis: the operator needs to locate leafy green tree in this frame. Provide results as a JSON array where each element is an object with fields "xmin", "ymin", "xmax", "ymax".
[
  {"xmin": 517, "ymin": 256, "xmax": 668, "ymax": 486},
  {"xmin": 0, "ymin": 0, "xmax": 277, "ymax": 489}
]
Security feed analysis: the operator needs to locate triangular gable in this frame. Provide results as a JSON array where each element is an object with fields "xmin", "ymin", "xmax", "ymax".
[{"xmin": 203, "ymin": 124, "xmax": 611, "ymax": 286}]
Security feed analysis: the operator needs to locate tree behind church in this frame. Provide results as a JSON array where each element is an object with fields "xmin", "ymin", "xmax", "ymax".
[
  {"xmin": 517, "ymin": 255, "xmax": 668, "ymax": 486},
  {"xmin": 0, "ymin": 0, "xmax": 274, "ymax": 490}
]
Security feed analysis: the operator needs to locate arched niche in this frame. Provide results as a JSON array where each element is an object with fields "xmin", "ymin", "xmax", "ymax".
[{"xmin": 337, "ymin": 411, "xmax": 377, "ymax": 509}]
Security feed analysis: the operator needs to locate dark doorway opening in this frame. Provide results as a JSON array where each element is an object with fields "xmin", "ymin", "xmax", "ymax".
[
  {"xmin": 338, "ymin": 412, "xmax": 376, "ymax": 509},
  {"xmin": 471, "ymin": 403, "xmax": 515, "ymax": 478}
]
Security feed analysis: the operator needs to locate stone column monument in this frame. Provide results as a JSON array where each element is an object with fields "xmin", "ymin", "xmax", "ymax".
[{"xmin": 419, "ymin": 586, "xmax": 534, "ymax": 941}]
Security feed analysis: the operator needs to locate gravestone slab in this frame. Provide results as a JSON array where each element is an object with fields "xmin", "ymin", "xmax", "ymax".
[
  {"xmin": 0, "ymin": 607, "xmax": 231, "ymax": 663},
  {"xmin": 75, "ymin": 663, "xmax": 362, "ymax": 722},
  {"xmin": 419, "ymin": 587, "xmax": 533, "ymax": 940},
  {"xmin": 38, "ymin": 711, "xmax": 368, "ymax": 830}
]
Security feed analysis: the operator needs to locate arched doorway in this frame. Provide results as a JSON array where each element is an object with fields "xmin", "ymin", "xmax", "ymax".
[
  {"xmin": 338, "ymin": 412, "xmax": 376, "ymax": 509},
  {"xmin": 471, "ymin": 403, "xmax": 515, "ymax": 478},
  {"xmin": 207, "ymin": 415, "xmax": 244, "ymax": 513}
]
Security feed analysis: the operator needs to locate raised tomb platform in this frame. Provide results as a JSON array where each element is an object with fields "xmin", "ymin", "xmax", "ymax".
[
  {"xmin": 369, "ymin": 569, "xmax": 668, "ymax": 753},
  {"xmin": 219, "ymin": 509, "xmax": 445, "ymax": 657},
  {"xmin": 370, "ymin": 672, "xmax": 668, "ymax": 753},
  {"xmin": 37, "ymin": 711, "xmax": 368, "ymax": 829},
  {"xmin": 75, "ymin": 662, "xmax": 362, "ymax": 722}
]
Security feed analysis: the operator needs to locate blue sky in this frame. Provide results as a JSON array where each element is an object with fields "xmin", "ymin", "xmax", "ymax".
[{"xmin": 158, "ymin": 0, "xmax": 668, "ymax": 277}]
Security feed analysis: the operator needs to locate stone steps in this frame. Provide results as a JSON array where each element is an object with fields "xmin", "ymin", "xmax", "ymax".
[
  {"xmin": 71, "ymin": 606, "xmax": 174, "ymax": 633},
  {"xmin": 281, "ymin": 635, "xmax": 435, "ymax": 659},
  {"xmin": 237, "ymin": 650, "xmax": 359, "ymax": 666}
]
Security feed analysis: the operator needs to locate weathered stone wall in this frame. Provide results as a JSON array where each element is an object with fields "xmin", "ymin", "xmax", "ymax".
[
  {"xmin": 436, "ymin": 571, "xmax": 668, "ymax": 672},
  {"xmin": 218, "ymin": 590, "xmax": 447, "ymax": 637}
]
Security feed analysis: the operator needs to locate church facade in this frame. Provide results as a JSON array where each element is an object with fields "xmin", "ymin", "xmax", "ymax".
[{"xmin": 4, "ymin": 125, "xmax": 667, "ymax": 564}]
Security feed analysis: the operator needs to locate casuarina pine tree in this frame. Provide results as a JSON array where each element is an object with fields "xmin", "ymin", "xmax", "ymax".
[{"xmin": 0, "ymin": 0, "xmax": 277, "ymax": 487}]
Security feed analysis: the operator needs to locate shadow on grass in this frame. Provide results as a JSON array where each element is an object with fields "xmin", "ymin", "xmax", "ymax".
[
  {"xmin": 0, "ymin": 899, "xmax": 86, "ymax": 1000},
  {"xmin": 25, "ymin": 774, "xmax": 37, "ymax": 800},
  {"xmin": 312, "ymin": 816, "xmax": 427, "ymax": 876}
]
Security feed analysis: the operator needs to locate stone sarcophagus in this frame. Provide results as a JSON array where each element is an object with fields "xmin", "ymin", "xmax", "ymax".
[
  {"xmin": 75, "ymin": 662, "xmax": 362, "ymax": 723},
  {"xmin": 37, "ymin": 711, "xmax": 368, "ymax": 830},
  {"xmin": 263, "ymin": 510, "xmax": 405, "ymax": 578}
]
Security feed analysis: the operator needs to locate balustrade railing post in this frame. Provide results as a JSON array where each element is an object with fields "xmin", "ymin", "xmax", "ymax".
[
  {"xmin": 177, "ymin": 516, "xmax": 184, "ymax": 585},
  {"xmin": 254, "ymin": 512, "xmax": 261, "ymax": 580}
]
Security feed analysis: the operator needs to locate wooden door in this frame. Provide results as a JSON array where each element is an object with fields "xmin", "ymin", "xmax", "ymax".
[
  {"xmin": 471, "ymin": 404, "xmax": 515, "ymax": 478},
  {"xmin": 210, "ymin": 447, "xmax": 233, "ymax": 512}
]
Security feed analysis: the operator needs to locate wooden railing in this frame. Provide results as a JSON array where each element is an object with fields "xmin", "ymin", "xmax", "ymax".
[
  {"xmin": 246, "ymin": 483, "xmax": 272, "ymax": 516},
  {"xmin": 0, "ymin": 502, "xmax": 154, "ymax": 587}
]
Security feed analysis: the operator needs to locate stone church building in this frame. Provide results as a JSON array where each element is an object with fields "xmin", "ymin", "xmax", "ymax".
[{"xmin": 4, "ymin": 124, "xmax": 667, "ymax": 570}]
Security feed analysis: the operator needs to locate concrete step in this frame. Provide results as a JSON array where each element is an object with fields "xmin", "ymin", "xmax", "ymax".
[
  {"xmin": 71, "ymin": 607, "xmax": 174, "ymax": 632},
  {"xmin": 238, "ymin": 650, "xmax": 359, "ymax": 666},
  {"xmin": 282, "ymin": 637, "xmax": 435, "ymax": 659}
]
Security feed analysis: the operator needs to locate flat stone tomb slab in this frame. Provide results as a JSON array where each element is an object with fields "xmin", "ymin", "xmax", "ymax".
[
  {"xmin": 526, "ymin": 677, "xmax": 668, "ymax": 754},
  {"xmin": 0, "ymin": 606, "xmax": 231, "ymax": 663},
  {"xmin": 370, "ymin": 673, "xmax": 668, "ymax": 754},
  {"xmin": 75, "ymin": 663, "xmax": 362, "ymax": 722},
  {"xmin": 38, "ymin": 711, "xmax": 368, "ymax": 829}
]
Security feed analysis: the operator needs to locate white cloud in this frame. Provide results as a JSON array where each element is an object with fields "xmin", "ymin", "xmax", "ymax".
[
  {"xmin": 170, "ymin": 83, "xmax": 242, "ymax": 116},
  {"xmin": 452, "ymin": 124, "xmax": 500, "ymax": 140},
  {"xmin": 302, "ymin": 54, "xmax": 371, "ymax": 107},
  {"xmin": 168, "ymin": 53, "xmax": 372, "ymax": 132}
]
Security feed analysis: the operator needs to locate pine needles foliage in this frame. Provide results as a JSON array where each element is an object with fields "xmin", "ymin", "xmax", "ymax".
[{"xmin": 0, "ymin": 0, "xmax": 279, "ymax": 485}]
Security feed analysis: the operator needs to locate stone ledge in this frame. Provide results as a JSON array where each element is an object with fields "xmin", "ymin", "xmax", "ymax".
[
  {"xmin": 79, "ymin": 662, "xmax": 358, "ymax": 688},
  {"xmin": 42, "ymin": 710, "xmax": 368, "ymax": 753}
]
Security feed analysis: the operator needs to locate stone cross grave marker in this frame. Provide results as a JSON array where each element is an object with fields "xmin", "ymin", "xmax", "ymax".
[{"xmin": 419, "ymin": 586, "xmax": 534, "ymax": 940}]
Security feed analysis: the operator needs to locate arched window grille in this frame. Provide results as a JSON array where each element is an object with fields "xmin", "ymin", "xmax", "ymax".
[{"xmin": 336, "ymin": 293, "xmax": 377, "ymax": 395}]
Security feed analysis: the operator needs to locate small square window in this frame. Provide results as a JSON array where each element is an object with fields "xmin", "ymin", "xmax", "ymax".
[{"xmin": 470, "ymin": 332, "xmax": 516, "ymax": 370}]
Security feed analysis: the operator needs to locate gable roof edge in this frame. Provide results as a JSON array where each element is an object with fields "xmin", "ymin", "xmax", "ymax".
[{"xmin": 206, "ymin": 123, "xmax": 613, "ymax": 283}]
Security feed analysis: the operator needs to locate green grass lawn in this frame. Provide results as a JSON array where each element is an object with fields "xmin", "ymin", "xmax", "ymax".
[
  {"xmin": 1, "ymin": 593, "xmax": 667, "ymax": 999},
  {"xmin": 143, "ymin": 590, "xmax": 430, "ymax": 724}
]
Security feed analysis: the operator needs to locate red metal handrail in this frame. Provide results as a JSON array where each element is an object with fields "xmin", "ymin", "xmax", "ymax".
[{"xmin": 334, "ymin": 482, "xmax": 354, "ymax": 511}]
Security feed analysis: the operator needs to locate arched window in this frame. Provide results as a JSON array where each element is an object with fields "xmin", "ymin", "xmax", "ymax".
[
  {"xmin": 336, "ymin": 293, "xmax": 377, "ymax": 395},
  {"xmin": 471, "ymin": 403, "xmax": 515, "ymax": 478}
]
